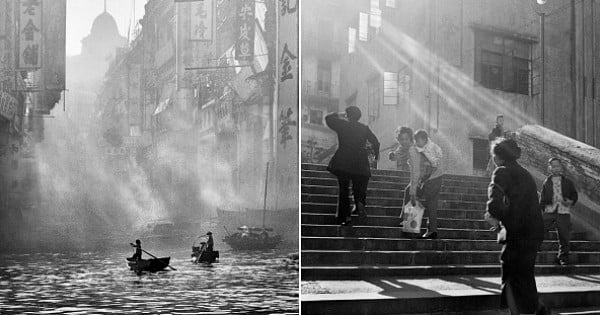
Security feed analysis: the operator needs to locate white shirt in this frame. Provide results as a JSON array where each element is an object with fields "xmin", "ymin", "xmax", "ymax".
[{"xmin": 545, "ymin": 176, "xmax": 570, "ymax": 214}]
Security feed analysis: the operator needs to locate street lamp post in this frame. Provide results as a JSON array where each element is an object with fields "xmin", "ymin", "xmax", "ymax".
[
  {"xmin": 539, "ymin": 11, "xmax": 545, "ymax": 126},
  {"xmin": 534, "ymin": 0, "xmax": 549, "ymax": 126}
]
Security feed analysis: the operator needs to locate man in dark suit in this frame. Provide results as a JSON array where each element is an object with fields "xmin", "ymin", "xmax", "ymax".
[{"xmin": 325, "ymin": 106, "xmax": 380, "ymax": 226}]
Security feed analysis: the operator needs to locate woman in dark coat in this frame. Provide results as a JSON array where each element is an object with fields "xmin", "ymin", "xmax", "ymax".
[
  {"xmin": 325, "ymin": 106, "xmax": 379, "ymax": 226},
  {"xmin": 485, "ymin": 138, "xmax": 550, "ymax": 315}
]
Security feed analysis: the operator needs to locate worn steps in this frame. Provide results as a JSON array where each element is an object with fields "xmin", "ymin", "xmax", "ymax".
[{"xmin": 301, "ymin": 163, "xmax": 600, "ymax": 313}]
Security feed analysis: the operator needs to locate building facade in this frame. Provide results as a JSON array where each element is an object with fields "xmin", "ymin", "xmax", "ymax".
[
  {"xmin": 300, "ymin": 0, "xmax": 350, "ymax": 164},
  {"xmin": 1, "ymin": 0, "xmax": 66, "ymax": 247},
  {"xmin": 307, "ymin": 0, "xmax": 600, "ymax": 175},
  {"xmin": 94, "ymin": 0, "xmax": 298, "ymax": 236}
]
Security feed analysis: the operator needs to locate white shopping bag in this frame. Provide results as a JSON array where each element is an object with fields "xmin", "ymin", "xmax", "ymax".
[{"xmin": 401, "ymin": 201, "xmax": 425, "ymax": 234}]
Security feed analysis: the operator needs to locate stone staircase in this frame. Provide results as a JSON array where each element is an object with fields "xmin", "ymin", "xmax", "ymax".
[{"xmin": 301, "ymin": 163, "xmax": 600, "ymax": 314}]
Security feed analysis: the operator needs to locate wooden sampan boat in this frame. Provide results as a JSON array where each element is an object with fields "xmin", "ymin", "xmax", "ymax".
[
  {"xmin": 191, "ymin": 246, "xmax": 219, "ymax": 263},
  {"xmin": 126, "ymin": 257, "xmax": 171, "ymax": 272}
]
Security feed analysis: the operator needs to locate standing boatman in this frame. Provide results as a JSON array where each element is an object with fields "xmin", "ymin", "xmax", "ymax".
[
  {"xmin": 206, "ymin": 232, "xmax": 214, "ymax": 252},
  {"xmin": 130, "ymin": 239, "xmax": 142, "ymax": 260}
]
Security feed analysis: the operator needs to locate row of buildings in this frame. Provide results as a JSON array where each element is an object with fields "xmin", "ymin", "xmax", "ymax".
[
  {"xmin": 302, "ymin": 0, "xmax": 600, "ymax": 175},
  {"xmin": 91, "ymin": 0, "xmax": 298, "ymax": 231},
  {"xmin": 0, "ymin": 1, "xmax": 66, "ymax": 240}
]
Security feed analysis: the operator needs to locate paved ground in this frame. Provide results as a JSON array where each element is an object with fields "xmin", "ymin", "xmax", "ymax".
[{"xmin": 302, "ymin": 274, "xmax": 600, "ymax": 301}]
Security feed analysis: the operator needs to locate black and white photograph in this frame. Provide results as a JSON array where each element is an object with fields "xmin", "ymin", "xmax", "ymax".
[
  {"xmin": 300, "ymin": 0, "xmax": 600, "ymax": 314},
  {"xmin": 0, "ymin": 0, "xmax": 298, "ymax": 314}
]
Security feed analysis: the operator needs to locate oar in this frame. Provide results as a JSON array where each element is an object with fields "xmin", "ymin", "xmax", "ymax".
[
  {"xmin": 130, "ymin": 243, "xmax": 177, "ymax": 271},
  {"xmin": 194, "ymin": 244, "xmax": 206, "ymax": 264}
]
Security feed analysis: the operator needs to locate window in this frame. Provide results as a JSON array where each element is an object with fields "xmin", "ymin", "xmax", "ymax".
[
  {"xmin": 384, "ymin": 72, "xmax": 399, "ymax": 105},
  {"xmin": 474, "ymin": 29, "xmax": 532, "ymax": 95},
  {"xmin": 367, "ymin": 77, "xmax": 380, "ymax": 120},
  {"xmin": 309, "ymin": 109, "xmax": 323, "ymax": 125},
  {"xmin": 359, "ymin": 13, "xmax": 369, "ymax": 41},
  {"xmin": 370, "ymin": 0, "xmax": 382, "ymax": 29},
  {"xmin": 317, "ymin": 60, "xmax": 332, "ymax": 95},
  {"xmin": 472, "ymin": 138, "xmax": 490, "ymax": 171},
  {"xmin": 386, "ymin": 0, "xmax": 396, "ymax": 8},
  {"xmin": 348, "ymin": 27, "xmax": 357, "ymax": 54}
]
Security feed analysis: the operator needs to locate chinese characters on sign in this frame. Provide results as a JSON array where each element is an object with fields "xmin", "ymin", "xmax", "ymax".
[
  {"xmin": 280, "ymin": 43, "xmax": 296, "ymax": 82},
  {"xmin": 280, "ymin": 0, "xmax": 297, "ymax": 16},
  {"xmin": 190, "ymin": 0, "xmax": 213, "ymax": 41},
  {"xmin": 277, "ymin": 0, "xmax": 298, "ymax": 150},
  {"xmin": 235, "ymin": 0, "xmax": 255, "ymax": 61},
  {"xmin": 18, "ymin": 0, "xmax": 42, "ymax": 69},
  {"xmin": 278, "ymin": 107, "xmax": 296, "ymax": 149}
]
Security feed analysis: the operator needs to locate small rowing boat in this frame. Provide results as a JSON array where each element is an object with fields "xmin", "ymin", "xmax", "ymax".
[{"xmin": 126, "ymin": 257, "xmax": 171, "ymax": 273}]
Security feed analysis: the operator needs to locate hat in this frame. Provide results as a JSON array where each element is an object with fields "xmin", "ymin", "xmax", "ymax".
[{"xmin": 206, "ymin": 231, "xmax": 213, "ymax": 235}]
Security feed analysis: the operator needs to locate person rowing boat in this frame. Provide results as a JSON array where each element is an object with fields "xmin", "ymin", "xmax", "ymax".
[{"xmin": 130, "ymin": 239, "xmax": 142, "ymax": 261}]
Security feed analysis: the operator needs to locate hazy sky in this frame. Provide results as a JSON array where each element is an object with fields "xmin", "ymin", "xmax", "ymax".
[{"xmin": 66, "ymin": 0, "xmax": 146, "ymax": 56}]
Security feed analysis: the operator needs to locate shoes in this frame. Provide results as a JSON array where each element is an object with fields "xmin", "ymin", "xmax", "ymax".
[
  {"xmin": 421, "ymin": 231, "xmax": 438, "ymax": 239},
  {"xmin": 555, "ymin": 257, "xmax": 568, "ymax": 266},
  {"xmin": 536, "ymin": 303, "xmax": 552, "ymax": 315},
  {"xmin": 356, "ymin": 202, "xmax": 368, "ymax": 218},
  {"xmin": 340, "ymin": 219, "xmax": 352, "ymax": 226}
]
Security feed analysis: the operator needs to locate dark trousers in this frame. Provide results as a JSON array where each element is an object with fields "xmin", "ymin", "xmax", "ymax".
[
  {"xmin": 543, "ymin": 212, "xmax": 571, "ymax": 261},
  {"xmin": 500, "ymin": 240, "xmax": 542, "ymax": 313},
  {"xmin": 336, "ymin": 173, "xmax": 369, "ymax": 223},
  {"xmin": 403, "ymin": 176, "xmax": 442, "ymax": 232}
]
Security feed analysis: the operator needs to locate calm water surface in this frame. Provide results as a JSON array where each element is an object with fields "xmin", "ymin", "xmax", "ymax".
[{"xmin": 0, "ymin": 246, "xmax": 298, "ymax": 314}]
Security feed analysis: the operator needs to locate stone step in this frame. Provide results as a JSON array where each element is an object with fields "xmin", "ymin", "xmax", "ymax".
[
  {"xmin": 302, "ymin": 202, "xmax": 491, "ymax": 219},
  {"xmin": 302, "ymin": 250, "xmax": 600, "ymax": 266},
  {"xmin": 301, "ymin": 224, "xmax": 587, "ymax": 241},
  {"xmin": 301, "ymin": 163, "xmax": 492, "ymax": 184},
  {"xmin": 302, "ymin": 194, "xmax": 403, "ymax": 207},
  {"xmin": 302, "ymin": 185, "xmax": 488, "ymax": 201},
  {"xmin": 301, "ymin": 264, "xmax": 600, "ymax": 279},
  {"xmin": 301, "ymin": 237, "xmax": 600, "ymax": 252},
  {"xmin": 302, "ymin": 177, "xmax": 490, "ymax": 194},
  {"xmin": 302, "ymin": 195, "xmax": 487, "ymax": 210},
  {"xmin": 301, "ymin": 213, "xmax": 492, "ymax": 230},
  {"xmin": 301, "ymin": 171, "xmax": 489, "ymax": 188},
  {"xmin": 302, "ymin": 170, "xmax": 408, "ymax": 182},
  {"xmin": 301, "ymin": 274, "xmax": 600, "ymax": 314}
]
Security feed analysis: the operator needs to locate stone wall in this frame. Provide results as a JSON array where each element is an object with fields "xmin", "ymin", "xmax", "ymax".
[{"xmin": 517, "ymin": 125, "xmax": 600, "ymax": 240}]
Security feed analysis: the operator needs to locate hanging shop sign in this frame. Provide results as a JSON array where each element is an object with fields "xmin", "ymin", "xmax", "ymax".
[
  {"xmin": 235, "ymin": 0, "xmax": 255, "ymax": 61},
  {"xmin": 190, "ymin": 0, "xmax": 213, "ymax": 41},
  {"xmin": 18, "ymin": 0, "xmax": 43, "ymax": 69}
]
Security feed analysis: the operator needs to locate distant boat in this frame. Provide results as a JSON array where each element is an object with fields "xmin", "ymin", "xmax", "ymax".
[
  {"xmin": 126, "ymin": 257, "xmax": 170, "ymax": 273},
  {"xmin": 220, "ymin": 162, "xmax": 285, "ymax": 250},
  {"xmin": 223, "ymin": 226, "xmax": 282, "ymax": 250}
]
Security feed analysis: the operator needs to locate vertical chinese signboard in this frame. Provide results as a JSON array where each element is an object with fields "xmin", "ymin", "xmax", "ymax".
[
  {"xmin": 275, "ymin": 0, "xmax": 298, "ymax": 209},
  {"xmin": 43, "ymin": 0, "xmax": 66, "ymax": 91},
  {"xmin": 235, "ymin": 0, "xmax": 255, "ymax": 61},
  {"xmin": 18, "ymin": 0, "xmax": 43, "ymax": 69},
  {"xmin": 190, "ymin": 0, "xmax": 213, "ymax": 41}
]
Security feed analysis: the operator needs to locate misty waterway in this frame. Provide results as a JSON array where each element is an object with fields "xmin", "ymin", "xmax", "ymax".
[{"xmin": 0, "ymin": 246, "xmax": 299, "ymax": 314}]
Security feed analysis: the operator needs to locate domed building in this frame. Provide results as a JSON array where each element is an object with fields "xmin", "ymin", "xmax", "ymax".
[
  {"xmin": 66, "ymin": 7, "xmax": 128, "ymax": 121},
  {"xmin": 81, "ymin": 11, "xmax": 128, "ymax": 63}
]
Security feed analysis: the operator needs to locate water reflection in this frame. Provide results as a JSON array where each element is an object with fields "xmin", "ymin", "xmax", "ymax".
[{"xmin": 0, "ymin": 247, "xmax": 298, "ymax": 314}]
